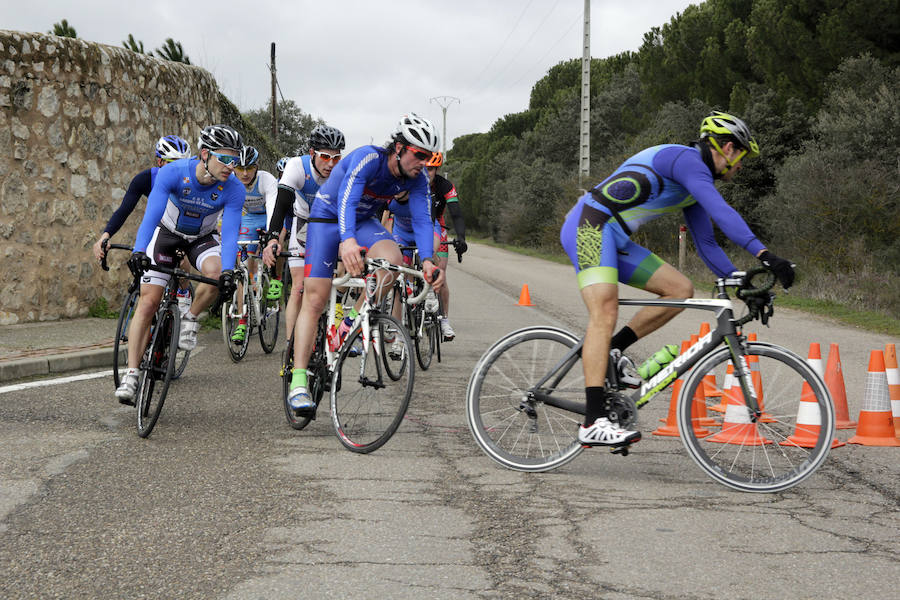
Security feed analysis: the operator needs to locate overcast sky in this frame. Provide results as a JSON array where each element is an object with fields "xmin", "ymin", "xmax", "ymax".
[{"xmin": 5, "ymin": 0, "xmax": 698, "ymax": 152}]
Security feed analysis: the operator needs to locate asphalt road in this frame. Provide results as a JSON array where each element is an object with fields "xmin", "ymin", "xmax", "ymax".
[{"xmin": 1, "ymin": 243, "xmax": 898, "ymax": 599}]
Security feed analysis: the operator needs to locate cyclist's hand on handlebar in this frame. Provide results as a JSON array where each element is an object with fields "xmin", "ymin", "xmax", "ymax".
[
  {"xmin": 262, "ymin": 238, "xmax": 279, "ymax": 268},
  {"xmin": 218, "ymin": 269, "xmax": 236, "ymax": 297},
  {"xmin": 423, "ymin": 259, "xmax": 445, "ymax": 292},
  {"xmin": 127, "ymin": 251, "xmax": 151, "ymax": 277},
  {"xmin": 455, "ymin": 238, "xmax": 467, "ymax": 261},
  {"xmin": 340, "ymin": 238, "xmax": 365, "ymax": 276},
  {"xmin": 93, "ymin": 235, "xmax": 110, "ymax": 261},
  {"xmin": 758, "ymin": 250, "xmax": 795, "ymax": 289}
]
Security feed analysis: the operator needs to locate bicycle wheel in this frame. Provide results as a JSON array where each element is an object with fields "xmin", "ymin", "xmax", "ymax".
[
  {"xmin": 136, "ymin": 305, "xmax": 179, "ymax": 437},
  {"xmin": 221, "ymin": 272, "xmax": 249, "ymax": 362},
  {"xmin": 113, "ymin": 288, "xmax": 138, "ymax": 389},
  {"xmin": 172, "ymin": 282, "xmax": 194, "ymax": 380},
  {"xmin": 258, "ymin": 271, "xmax": 281, "ymax": 354},
  {"xmin": 414, "ymin": 303, "xmax": 435, "ymax": 371},
  {"xmin": 678, "ymin": 341, "xmax": 835, "ymax": 493},
  {"xmin": 331, "ymin": 314, "xmax": 414, "ymax": 453},
  {"xmin": 466, "ymin": 326, "xmax": 585, "ymax": 472},
  {"xmin": 380, "ymin": 284, "xmax": 409, "ymax": 381}
]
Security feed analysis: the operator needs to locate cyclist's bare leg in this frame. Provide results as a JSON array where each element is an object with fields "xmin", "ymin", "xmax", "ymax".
[
  {"xmin": 436, "ymin": 253, "xmax": 449, "ymax": 316},
  {"xmin": 187, "ymin": 255, "xmax": 223, "ymax": 317},
  {"xmin": 177, "ymin": 256, "xmax": 192, "ymax": 290},
  {"xmin": 285, "ymin": 265, "xmax": 305, "ymax": 339},
  {"xmin": 621, "ymin": 263, "xmax": 693, "ymax": 339},
  {"xmin": 580, "ymin": 282, "xmax": 619, "ymax": 386},
  {"xmin": 292, "ymin": 276, "xmax": 331, "ymax": 367},
  {"xmin": 347, "ymin": 239, "xmax": 401, "ymax": 314},
  {"xmin": 126, "ymin": 283, "xmax": 165, "ymax": 369}
]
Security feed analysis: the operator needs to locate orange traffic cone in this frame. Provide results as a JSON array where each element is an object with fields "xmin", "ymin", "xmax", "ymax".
[
  {"xmin": 516, "ymin": 284, "xmax": 533, "ymax": 306},
  {"xmin": 653, "ymin": 340, "xmax": 710, "ymax": 437},
  {"xmin": 825, "ymin": 343, "xmax": 857, "ymax": 429},
  {"xmin": 699, "ymin": 322, "xmax": 723, "ymax": 401},
  {"xmin": 781, "ymin": 343, "xmax": 845, "ymax": 449},
  {"xmin": 848, "ymin": 350, "xmax": 900, "ymax": 446},
  {"xmin": 690, "ymin": 334, "xmax": 718, "ymax": 428},
  {"xmin": 883, "ymin": 344, "xmax": 900, "ymax": 437},
  {"xmin": 708, "ymin": 363, "xmax": 734, "ymax": 413},
  {"xmin": 746, "ymin": 333, "xmax": 775, "ymax": 423},
  {"xmin": 706, "ymin": 360, "xmax": 772, "ymax": 446}
]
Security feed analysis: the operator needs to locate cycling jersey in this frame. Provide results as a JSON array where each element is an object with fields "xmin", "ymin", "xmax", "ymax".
[
  {"xmin": 239, "ymin": 170, "xmax": 278, "ymax": 252},
  {"xmin": 275, "ymin": 154, "xmax": 325, "ymax": 224},
  {"xmin": 561, "ymin": 144, "xmax": 765, "ymax": 288},
  {"xmin": 133, "ymin": 157, "xmax": 245, "ymax": 269},
  {"xmin": 429, "ymin": 173, "xmax": 466, "ymax": 252},
  {"xmin": 311, "ymin": 145, "xmax": 432, "ymax": 254},
  {"xmin": 102, "ymin": 167, "xmax": 158, "ymax": 236}
]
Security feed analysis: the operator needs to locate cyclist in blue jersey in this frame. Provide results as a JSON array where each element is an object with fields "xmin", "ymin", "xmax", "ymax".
[
  {"xmin": 228, "ymin": 145, "xmax": 279, "ymax": 343},
  {"xmin": 263, "ymin": 113, "xmax": 445, "ymax": 416},
  {"xmin": 115, "ymin": 125, "xmax": 246, "ymax": 404},
  {"xmin": 560, "ymin": 111, "xmax": 795, "ymax": 447},
  {"xmin": 263, "ymin": 125, "xmax": 346, "ymax": 344},
  {"xmin": 92, "ymin": 135, "xmax": 190, "ymax": 260}
]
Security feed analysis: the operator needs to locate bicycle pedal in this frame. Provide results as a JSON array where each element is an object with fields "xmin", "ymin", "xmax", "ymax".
[{"xmin": 610, "ymin": 444, "xmax": 632, "ymax": 456}]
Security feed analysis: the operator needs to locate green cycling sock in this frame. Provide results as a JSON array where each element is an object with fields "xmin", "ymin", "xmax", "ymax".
[{"xmin": 291, "ymin": 368, "xmax": 307, "ymax": 389}]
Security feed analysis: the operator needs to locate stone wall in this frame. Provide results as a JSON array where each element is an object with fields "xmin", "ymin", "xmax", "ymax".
[{"xmin": 0, "ymin": 30, "xmax": 221, "ymax": 324}]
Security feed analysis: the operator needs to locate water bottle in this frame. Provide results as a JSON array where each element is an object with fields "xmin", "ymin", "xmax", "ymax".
[{"xmin": 637, "ymin": 344, "xmax": 680, "ymax": 380}]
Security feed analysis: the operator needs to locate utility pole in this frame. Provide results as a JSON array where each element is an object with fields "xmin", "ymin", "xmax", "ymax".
[
  {"xmin": 579, "ymin": 0, "xmax": 590, "ymax": 185},
  {"xmin": 429, "ymin": 96, "xmax": 460, "ymax": 156},
  {"xmin": 270, "ymin": 43, "xmax": 277, "ymax": 144}
]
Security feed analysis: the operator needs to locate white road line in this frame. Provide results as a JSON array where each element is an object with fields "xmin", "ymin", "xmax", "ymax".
[{"xmin": 0, "ymin": 345, "xmax": 205, "ymax": 395}]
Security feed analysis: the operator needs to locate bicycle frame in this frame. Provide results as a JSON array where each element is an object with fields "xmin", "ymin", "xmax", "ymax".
[{"xmin": 528, "ymin": 295, "xmax": 761, "ymax": 420}]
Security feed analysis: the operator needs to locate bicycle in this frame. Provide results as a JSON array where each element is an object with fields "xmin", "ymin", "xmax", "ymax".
[
  {"xmin": 106, "ymin": 245, "xmax": 224, "ymax": 437},
  {"xmin": 391, "ymin": 245, "xmax": 441, "ymax": 371},
  {"xmin": 221, "ymin": 238, "xmax": 282, "ymax": 361},
  {"xmin": 282, "ymin": 254, "xmax": 436, "ymax": 453},
  {"xmin": 465, "ymin": 267, "xmax": 835, "ymax": 493},
  {"xmin": 101, "ymin": 242, "xmax": 193, "ymax": 386}
]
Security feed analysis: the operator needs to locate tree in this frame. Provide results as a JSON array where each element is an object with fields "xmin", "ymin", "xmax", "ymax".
[
  {"xmin": 49, "ymin": 19, "xmax": 77, "ymax": 38},
  {"xmin": 155, "ymin": 38, "xmax": 191, "ymax": 64},
  {"xmin": 242, "ymin": 99, "xmax": 323, "ymax": 156},
  {"xmin": 123, "ymin": 34, "xmax": 148, "ymax": 55}
]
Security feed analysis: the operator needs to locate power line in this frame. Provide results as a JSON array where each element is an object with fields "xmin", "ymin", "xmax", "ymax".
[
  {"xmin": 505, "ymin": 11, "xmax": 583, "ymax": 90},
  {"xmin": 468, "ymin": 0, "xmax": 535, "ymax": 88}
]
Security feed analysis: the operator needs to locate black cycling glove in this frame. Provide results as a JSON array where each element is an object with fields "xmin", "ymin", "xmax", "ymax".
[
  {"xmin": 456, "ymin": 238, "xmax": 468, "ymax": 256},
  {"xmin": 758, "ymin": 250, "xmax": 795, "ymax": 289},
  {"xmin": 127, "ymin": 252, "xmax": 150, "ymax": 277},
  {"xmin": 218, "ymin": 269, "xmax": 236, "ymax": 297}
]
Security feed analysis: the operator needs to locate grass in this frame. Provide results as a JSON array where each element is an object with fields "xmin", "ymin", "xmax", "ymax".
[{"xmin": 470, "ymin": 237, "xmax": 900, "ymax": 338}]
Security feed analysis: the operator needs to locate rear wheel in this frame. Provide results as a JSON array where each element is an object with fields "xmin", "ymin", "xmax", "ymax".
[
  {"xmin": 136, "ymin": 305, "xmax": 179, "ymax": 438},
  {"xmin": 113, "ymin": 288, "xmax": 138, "ymax": 389}
]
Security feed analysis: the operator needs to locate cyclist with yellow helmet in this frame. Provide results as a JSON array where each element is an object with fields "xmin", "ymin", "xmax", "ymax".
[{"xmin": 559, "ymin": 111, "xmax": 795, "ymax": 448}]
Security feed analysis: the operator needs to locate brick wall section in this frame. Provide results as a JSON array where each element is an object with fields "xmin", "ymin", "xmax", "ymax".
[{"xmin": 0, "ymin": 30, "xmax": 222, "ymax": 324}]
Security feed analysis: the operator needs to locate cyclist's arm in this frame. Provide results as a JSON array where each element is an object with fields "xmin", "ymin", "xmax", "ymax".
[
  {"xmin": 219, "ymin": 188, "xmax": 245, "ymax": 271},
  {"xmin": 267, "ymin": 185, "xmax": 294, "ymax": 239},
  {"xmin": 409, "ymin": 180, "xmax": 435, "ymax": 263},
  {"xmin": 682, "ymin": 204, "xmax": 738, "ymax": 277},
  {"xmin": 132, "ymin": 169, "xmax": 174, "ymax": 253},
  {"xmin": 103, "ymin": 169, "xmax": 153, "ymax": 237},
  {"xmin": 445, "ymin": 197, "xmax": 466, "ymax": 241},
  {"xmin": 337, "ymin": 153, "xmax": 379, "ymax": 242}
]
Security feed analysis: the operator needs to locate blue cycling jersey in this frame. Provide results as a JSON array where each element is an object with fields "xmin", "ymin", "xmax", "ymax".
[
  {"xmin": 311, "ymin": 145, "xmax": 433, "ymax": 260},
  {"xmin": 133, "ymin": 157, "xmax": 245, "ymax": 269},
  {"xmin": 583, "ymin": 144, "xmax": 765, "ymax": 276}
]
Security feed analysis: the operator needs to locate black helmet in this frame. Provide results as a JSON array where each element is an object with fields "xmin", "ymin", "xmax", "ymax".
[
  {"xmin": 308, "ymin": 125, "xmax": 345, "ymax": 151},
  {"xmin": 198, "ymin": 124, "xmax": 243, "ymax": 152},
  {"xmin": 239, "ymin": 145, "xmax": 259, "ymax": 167}
]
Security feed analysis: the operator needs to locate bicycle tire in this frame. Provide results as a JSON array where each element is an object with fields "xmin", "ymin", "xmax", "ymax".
[
  {"xmin": 221, "ymin": 273, "xmax": 249, "ymax": 362},
  {"xmin": 414, "ymin": 303, "xmax": 435, "ymax": 371},
  {"xmin": 172, "ymin": 281, "xmax": 194, "ymax": 380},
  {"xmin": 258, "ymin": 270, "xmax": 280, "ymax": 354},
  {"xmin": 331, "ymin": 314, "xmax": 414, "ymax": 453},
  {"xmin": 136, "ymin": 304, "xmax": 179, "ymax": 438},
  {"xmin": 677, "ymin": 341, "xmax": 835, "ymax": 492},
  {"xmin": 466, "ymin": 326, "xmax": 585, "ymax": 472},
  {"xmin": 380, "ymin": 283, "xmax": 409, "ymax": 381},
  {"xmin": 282, "ymin": 336, "xmax": 313, "ymax": 430},
  {"xmin": 113, "ymin": 288, "xmax": 138, "ymax": 389}
]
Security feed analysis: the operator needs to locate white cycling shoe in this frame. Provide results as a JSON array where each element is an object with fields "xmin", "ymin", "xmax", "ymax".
[
  {"xmin": 578, "ymin": 417, "xmax": 641, "ymax": 447},
  {"xmin": 179, "ymin": 317, "xmax": 200, "ymax": 351}
]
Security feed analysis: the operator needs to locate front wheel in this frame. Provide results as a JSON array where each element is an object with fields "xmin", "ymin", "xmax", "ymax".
[
  {"xmin": 258, "ymin": 271, "xmax": 281, "ymax": 354},
  {"xmin": 331, "ymin": 314, "xmax": 414, "ymax": 453},
  {"xmin": 466, "ymin": 326, "xmax": 585, "ymax": 472},
  {"xmin": 172, "ymin": 282, "xmax": 194, "ymax": 380},
  {"xmin": 113, "ymin": 288, "xmax": 138, "ymax": 389},
  {"xmin": 221, "ymin": 273, "xmax": 249, "ymax": 362},
  {"xmin": 136, "ymin": 305, "xmax": 179, "ymax": 438},
  {"xmin": 678, "ymin": 342, "xmax": 835, "ymax": 493}
]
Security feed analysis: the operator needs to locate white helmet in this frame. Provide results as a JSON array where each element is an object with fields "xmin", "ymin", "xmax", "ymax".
[{"xmin": 392, "ymin": 113, "xmax": 440, "ymax": 153}]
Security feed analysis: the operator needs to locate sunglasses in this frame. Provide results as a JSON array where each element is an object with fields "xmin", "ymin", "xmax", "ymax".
[
  {"xmin": 234, "ymin": 164, "xmax": 257, "ymax": 173},
  {"xmin": 209, "ymin": 151, "xmax": 239, "ymax": 166},
  {"xmin": 406, "ymin": 146, "xmax": 432, "ymax": 161},
  {"xmin": 314, "ymin": 150, "xmax": 342, "ymax": 163}
]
